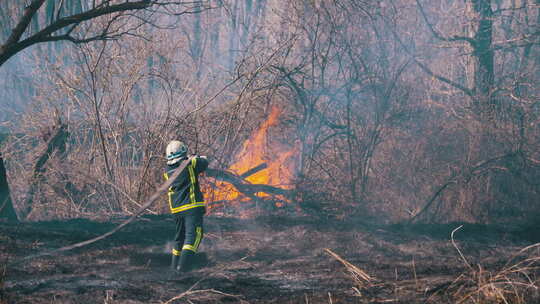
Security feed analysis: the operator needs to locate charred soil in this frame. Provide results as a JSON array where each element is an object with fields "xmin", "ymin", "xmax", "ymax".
[{"xmin": 1, "ymin": 214, "xmax": 539, "ymax": 303}]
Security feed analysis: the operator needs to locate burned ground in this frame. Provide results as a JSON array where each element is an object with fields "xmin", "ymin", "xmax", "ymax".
[{"xmin": 1, "ymin": 214, "xmax": 539, "ymax": 304}]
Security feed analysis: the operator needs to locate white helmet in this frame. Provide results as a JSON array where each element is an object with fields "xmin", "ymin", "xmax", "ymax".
[{"xmin": 166, "ymin": 140, "xmax": 188, "ymax": 165}]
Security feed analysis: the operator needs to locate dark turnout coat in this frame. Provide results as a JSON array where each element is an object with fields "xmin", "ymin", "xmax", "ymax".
[{"xmin": 163, "ymin": 156, "xmax": 209, "ymax": 214}]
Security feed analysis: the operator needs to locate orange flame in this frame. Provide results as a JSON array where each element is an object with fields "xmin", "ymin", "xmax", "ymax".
[{"xmin": 208, "ymin": 106, "xmax": 298, "ymax": 208}]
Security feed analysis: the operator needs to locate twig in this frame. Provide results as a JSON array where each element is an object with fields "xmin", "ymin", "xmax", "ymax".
[
  {"xmin": 65, "ymin": 166, "xmax": 158, "ymax": 215},
  {"xmin": 163, "ymin": 277, "xmax": 240, "ymax": 304},
  {"xmin": 163, "ymin": 278, "xmax": 203, "ymax": 304},
  {"xmin": 325, "ymin": 248, "xmax": 373, "ymax": 283},
  {"xmin": 451, "ymin": 225, "xmax": 473, "ymax": 271}
]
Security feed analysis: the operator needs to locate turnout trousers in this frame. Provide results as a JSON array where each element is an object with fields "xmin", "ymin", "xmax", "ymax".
[{"xmin": 171, "ymin": 208, "xmax": 204, "ymax": 271}]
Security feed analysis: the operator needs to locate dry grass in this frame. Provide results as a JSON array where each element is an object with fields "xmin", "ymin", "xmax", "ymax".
[
  {"xmin": 325, "ymin": 248, "xmax": 402, "ymax": 303},
  {"xmin": 326, "ymin": 230, "xmax": 540, "ymax": 304},
  {"xmin": 163, "ymin": 289, "xmax": 243, "ymax": 304},
  {"xmin": 324, "ymin": 248, "xmax": 373, "ymax": 285},
  {"xmin": 411, "ymin": 226, "xmax": 540, "ymax": 303},
  {"xmin": 441, "ymin": 242, "xmax": 540, "ymax": 304},
  {"xmin": 161, "ymin": 278, "xmax": 245, "ymax": 304}
]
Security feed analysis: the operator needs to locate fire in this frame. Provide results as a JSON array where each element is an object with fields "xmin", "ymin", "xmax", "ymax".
[{"xmin": 208, "ymin": 106, "xmax": 298, "ymax": 208}]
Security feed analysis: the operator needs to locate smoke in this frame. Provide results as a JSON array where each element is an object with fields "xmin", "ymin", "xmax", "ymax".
[{"xmin": 0, "ymin": 50, "xmax": 37, "ymax": 127}]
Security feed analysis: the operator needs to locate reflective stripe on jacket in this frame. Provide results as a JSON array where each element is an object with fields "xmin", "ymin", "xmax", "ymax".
[{"xmin": 163, "ymin": 156, "xmax": 208, "ymax": 214}]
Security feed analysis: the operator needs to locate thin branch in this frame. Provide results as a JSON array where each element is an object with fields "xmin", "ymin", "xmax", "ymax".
[
  {"xmin": 391, "ymin": 28, "xmax": 474, "ymax": 97},
  {"xmin": 451, "ymin": 225, "xmax": 473, "ymax": 271},
  {"xmin": 409, "ymin": 153, "xmax": 517, "ymax": 223},
  {"xmin": 2, "ymin": 0, "xmax": 46, "ymax": 47},
  {"xmin": 55, "ymin": 0, "xmax": 66, "ymax": 21},
  {"xmin": 0, "ymin": 1, "xmax": 153, "ymax": 66},
  {"xmin": 164, "ymin": 288, "xmax": 240, "ymax": 304},
  {"xmin": 415, "ymin": 0, "xmax": 476, "ymax": 47},
  {"xmin": 32, "ymin": 1, "xmax": 152, "ymax": 39}
]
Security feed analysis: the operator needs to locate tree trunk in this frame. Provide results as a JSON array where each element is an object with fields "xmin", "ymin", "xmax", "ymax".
[
  {"xmin": 0, "ymin": 153, "xmax": 19, "ymax": 222},
  {"xmin": 468, "ymin": 0, "xmax": 495, "ymax": 117},
  {"xmin": 228, "ymin": 0, "xmax": 239, "ymax": 70},
  {"xmin": 22, "ymin": 121, "xmax": 69, "ymax": 218}
]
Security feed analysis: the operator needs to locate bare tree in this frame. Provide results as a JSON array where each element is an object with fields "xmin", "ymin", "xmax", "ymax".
[
  {"xmin": 401, "ymin": 0, "xmax": 540, "ymax": 221},
  {"xmin": 0, "ymin": 0, "xmax": 216, "ymax": 221}
]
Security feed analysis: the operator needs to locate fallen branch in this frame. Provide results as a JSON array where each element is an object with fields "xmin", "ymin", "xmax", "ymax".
[
  {"xmin": 239, "ymin": 163, "xmax": 268, "ymax": 178},
  {"xmin": 206, "ymin": 167, "xmax": 290, "ymax": 197}
]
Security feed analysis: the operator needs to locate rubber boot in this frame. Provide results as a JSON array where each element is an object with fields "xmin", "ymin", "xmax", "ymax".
[
  {"xmin": 170, "ymin": 254, "xmax": 180, "ymax": 272},
  {"xmin": 177, "ymin": 250, "xmax": 195, "ymax": 272}
]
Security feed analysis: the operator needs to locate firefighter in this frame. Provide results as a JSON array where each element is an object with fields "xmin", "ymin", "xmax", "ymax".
[{"xmin": 164, "ymin": 140, "xmax": 209, "ymax": 272}]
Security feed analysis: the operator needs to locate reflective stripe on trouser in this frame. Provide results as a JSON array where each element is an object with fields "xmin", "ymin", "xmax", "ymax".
[
  {"xmin": 182, "ymin": 226, "xmax": 203, "ymax": 252},
  {"xmin": 173, "ymin": 210, "xmax": 204, "ymax": 255}
]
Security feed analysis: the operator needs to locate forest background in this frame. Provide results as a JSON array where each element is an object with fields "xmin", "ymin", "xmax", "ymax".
[{"xmin": 0, "ymin": 0, "xmax": 539, "ymax": 225}]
